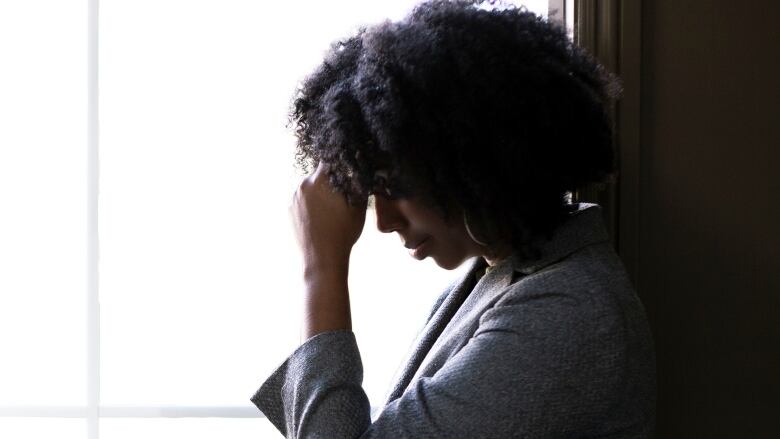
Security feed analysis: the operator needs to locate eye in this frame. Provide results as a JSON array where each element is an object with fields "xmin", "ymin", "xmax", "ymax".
[
  {"xmin": 372, "ymin": 170, "xmax": 403, "ymax": 200},
  {"xmin": 372, "ymin": 176, "xmax": 394, "ymax": 198},
  {"xmin": 382, "ymin": 185, "xmax": 400, "ymax": 199}
]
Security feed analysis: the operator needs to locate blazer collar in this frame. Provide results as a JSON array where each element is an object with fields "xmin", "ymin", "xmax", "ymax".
[{"xmin": 506, "ymin": 202, "xmax": 610, "ymax": 276}]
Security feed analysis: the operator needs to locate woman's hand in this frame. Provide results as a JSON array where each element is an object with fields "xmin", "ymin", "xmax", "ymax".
[
  {"xmin": 290, "ymin": 162, "xmax": 367, "ymax": 274},
  {"xmin": 290, "ymin": 162, "xmax": 367, "ymax": 340}
]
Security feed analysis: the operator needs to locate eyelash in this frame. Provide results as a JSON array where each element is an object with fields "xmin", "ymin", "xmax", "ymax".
[{"xmin": 372, "ymin": 176, "xmax": 405, "ymax": 200}]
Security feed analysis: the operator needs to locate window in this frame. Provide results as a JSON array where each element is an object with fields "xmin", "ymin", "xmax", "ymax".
[{"xmin": 0, "ymin": 1, "xmax": 556, "ymax": 437}]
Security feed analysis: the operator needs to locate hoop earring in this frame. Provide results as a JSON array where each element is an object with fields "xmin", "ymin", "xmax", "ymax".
[{"xmin": 463, "ymin": 211, "xmax": 489, "ymax": 246}]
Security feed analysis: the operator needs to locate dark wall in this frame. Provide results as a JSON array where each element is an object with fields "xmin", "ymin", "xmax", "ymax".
[{"xmin": 637, "ymin": 0, "xmax": 780, "ymax": 436}]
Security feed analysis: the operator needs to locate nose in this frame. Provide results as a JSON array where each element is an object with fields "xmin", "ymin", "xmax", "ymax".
[{"xmin": 374, "ymin": 195, "xmax": 406, "ymax": 233}]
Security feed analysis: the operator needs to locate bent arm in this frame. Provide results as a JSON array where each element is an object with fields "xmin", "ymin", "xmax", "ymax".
[{"xmin": 251, "ymin": 291, "xmax": 637, "ymax": 438}]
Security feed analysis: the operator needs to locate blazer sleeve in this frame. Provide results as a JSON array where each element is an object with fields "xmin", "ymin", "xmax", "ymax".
[
  {"xmin": 251, "ymin": 330, "xmax": 371, "ymax": 438},
  {"xmin": 250, "ymin": 287, "xmax": 635, "ymax": 438}
]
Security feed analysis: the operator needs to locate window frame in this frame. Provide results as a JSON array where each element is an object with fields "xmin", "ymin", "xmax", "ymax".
[{"xmin": 571, "ymin": 0, "xmax": 642, "ymax": 285}]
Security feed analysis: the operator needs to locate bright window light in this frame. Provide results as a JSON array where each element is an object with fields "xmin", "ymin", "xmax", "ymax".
[
  {"xmin": 1, "ymin": 1, "xmax": 551, "ymax": 436},
  {"xmin": 0, "ymin": 0, "xmax": 87, "ymax": 407}
]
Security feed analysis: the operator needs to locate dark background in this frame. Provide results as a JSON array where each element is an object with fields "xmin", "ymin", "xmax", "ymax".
[{"xmin": 617, "ymin": 0, "xmax": 779, "ymax": 436}]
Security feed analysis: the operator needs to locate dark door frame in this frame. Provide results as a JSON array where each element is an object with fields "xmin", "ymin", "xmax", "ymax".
[{"xmin": 574, "ymin": 0, "xmax": 642, "ymax": 286}]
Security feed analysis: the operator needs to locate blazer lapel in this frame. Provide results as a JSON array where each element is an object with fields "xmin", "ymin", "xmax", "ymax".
[
  {"xmin": 384, "ymin": 257, "xmax": 484, "ymax": 404},
  {"xmin": 406, "ymin": 258, "xmax": 516, "ymax": 385}
]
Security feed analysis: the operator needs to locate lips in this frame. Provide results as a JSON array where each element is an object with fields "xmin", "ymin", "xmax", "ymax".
[
  {"xmin": 404, "ymin": 237, "xmax": 429, "ymax": 250},
  {"xmin": 406, "ymin": 237, "xmax": 431, "ymax": 260}
]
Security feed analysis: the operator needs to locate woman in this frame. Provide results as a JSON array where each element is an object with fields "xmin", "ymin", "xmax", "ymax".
[{"xmin": 251, "ymin": 1, "xmax": 656, "ymax": 437}]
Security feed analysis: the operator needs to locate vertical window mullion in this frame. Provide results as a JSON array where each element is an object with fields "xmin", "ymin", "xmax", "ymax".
[{"xmin": 87, "ymin": 0, "xmax": 100, "ymax": 438}]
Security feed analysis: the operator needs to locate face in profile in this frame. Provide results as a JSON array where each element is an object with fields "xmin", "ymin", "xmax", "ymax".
[{"xmin": 372, "ymin": 193, "xmax": 483, "ymax": 270}]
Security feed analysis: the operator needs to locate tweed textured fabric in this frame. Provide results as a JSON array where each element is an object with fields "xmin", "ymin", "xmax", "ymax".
[{"xmin": 251, "ymin": 204, "xmax": 656, "ymax": 438}]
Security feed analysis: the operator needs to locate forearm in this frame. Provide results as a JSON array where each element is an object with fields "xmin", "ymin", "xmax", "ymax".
[
  {"xmin": 286, "ymin": 162, "xmax": 365, "ymax": 342},
  {"xmin": 301, "ymin": 259, "xmax": 352, "ymax": 341}
]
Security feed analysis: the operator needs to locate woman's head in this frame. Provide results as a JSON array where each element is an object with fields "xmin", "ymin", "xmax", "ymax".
[{"xmin": 291, "ymin": 0, "xmax": 618, "ymax": 262}]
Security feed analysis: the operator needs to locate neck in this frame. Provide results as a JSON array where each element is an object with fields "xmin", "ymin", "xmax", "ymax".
[{"xmin": 482, "ymin": 246, "xmax": 511, "ymax": 267}]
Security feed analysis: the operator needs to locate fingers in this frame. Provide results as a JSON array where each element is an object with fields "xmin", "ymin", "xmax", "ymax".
[
  {"xmin": 288, "ymin": 161, "xmax": 367, "ymax": 258},
  {"xmin": 302, "ymin": 161, "xmax": 332, "ymax": 194},
  {"xmin": 301, "ymin": 161, "xmax": 367, "ymax": 210},
  {"xmin": 311, "ymin": 161, "xmax": 329, "ymax": 183}
]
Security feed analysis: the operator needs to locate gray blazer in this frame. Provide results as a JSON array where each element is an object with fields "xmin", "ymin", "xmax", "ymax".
[{"xmin": 251, "ymin": 204, "xmax": 656, "ymax": 438}]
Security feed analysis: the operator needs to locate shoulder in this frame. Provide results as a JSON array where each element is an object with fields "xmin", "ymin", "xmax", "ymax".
[
  {"xmin": 483, "ymin": 241, "xmax": 644, "ymax": 347},
  {"xmin": 508, "ymin": 241, "xmax": 635, "ymax": 306}
]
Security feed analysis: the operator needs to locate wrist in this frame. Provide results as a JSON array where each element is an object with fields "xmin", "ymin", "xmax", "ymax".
[
  {"xmin": 302, "ymin": 251, "xmax": 350, "ymax": 283},
  {"xmin": 301, "ymin": 264, "xmax": 351, "ymax": 341}
]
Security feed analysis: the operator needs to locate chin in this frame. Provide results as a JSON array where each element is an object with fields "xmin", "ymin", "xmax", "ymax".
[{"xmin": 432, "ymin": 254, "xmax": 468, "ymax": 270}]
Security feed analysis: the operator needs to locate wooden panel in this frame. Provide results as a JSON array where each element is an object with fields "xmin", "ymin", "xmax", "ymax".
[{"xmin": 638, "ymin": 0, "xmax": 780, "ymax": 435}]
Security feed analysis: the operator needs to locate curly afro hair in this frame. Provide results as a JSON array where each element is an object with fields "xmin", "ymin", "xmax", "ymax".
[{"xmin": 291, "ymin": 0, "xmax": 619, "ymax": 259}]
